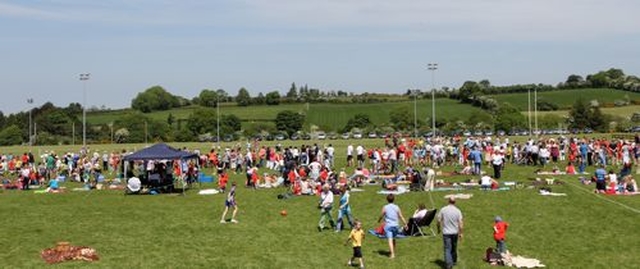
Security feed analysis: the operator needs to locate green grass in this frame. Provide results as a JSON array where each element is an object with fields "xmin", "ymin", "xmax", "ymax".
[
  {"xmin": 2, "ymin": 141, "xmax": 640, "ymax": 268},
  {"xmin": 531, "ymin": 105, "xmax": 640, "ymax": 120},
  {"xmin": 86, "ymin": 99, "xmax": 486, "ymax": 131},
  {"xmin": 491, "ymin": 88, "xmax": 640, "ymax": 111}
]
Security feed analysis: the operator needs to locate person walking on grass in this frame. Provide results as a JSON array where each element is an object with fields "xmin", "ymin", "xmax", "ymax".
[
  {"xmin": 344, "ymin": 220, "xmax": 365, "ymax": 269},
  {"xmin": 377, "ymin": 194, "xmax": 407, "ymax": 259},
  {"xmin": 335, "ymin": 185, "xmax": 354, "ymax": 232},
  {"xmin": 437, "ymin": 196, "xmax": 463, "ymax": 269},
  {"xmin": 318, "ymin": 184, "xmax": 335, "ymax": 231},
  {"xmin": 220, "ymin": 182, "xmax": 239, "ymax": 224}
]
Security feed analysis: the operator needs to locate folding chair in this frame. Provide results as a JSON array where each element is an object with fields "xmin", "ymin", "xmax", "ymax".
[{"xmin": 409, "ymin": 209, "xmax": 437, "ymax": 237}]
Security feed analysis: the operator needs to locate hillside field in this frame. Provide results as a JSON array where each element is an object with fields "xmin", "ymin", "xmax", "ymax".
[
  {"xmin": 491, "ymin": 88, "xmax": 640, "ymax": 111},
  {"xmin": 87, "ymin": 99, "xmax": 487, "ymax": 131}
]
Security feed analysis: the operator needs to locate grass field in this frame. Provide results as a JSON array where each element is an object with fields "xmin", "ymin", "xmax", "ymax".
[
  {"xmin": 86, "ymin": 99, "xmax": 487, "ymax": 131},
  {"xmin": 491, "ymin": 88, "xmax": 640, "ymax": 111},
  {"xmin": 2, "ymin": 140, "xmax": 640, "ymax": 268},
  {"xmin": 532, "ymin": 105, "xmax": 640, "ymax": 120}
]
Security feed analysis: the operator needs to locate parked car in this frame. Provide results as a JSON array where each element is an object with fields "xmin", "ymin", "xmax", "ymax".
[
  {"xmin": 302, "ymin": 133, "xmax": 311, "ymax": 140},
  {"xmin": 352, "ymin": 131, "xmax": 363, "ymax": 139},
  {"xmin": 317, "ymin": 131, "xmax": 326, "ymax": 140},
  {"xmin": 223, "ymin": 134, "xmax": 235, "ymax": 142},
  {"xmin": 290, "ymin": 133, "xmax": 299, "ymax": 140},
  {"xmin": 367, "ymin": 132, "xmax": 378, "ymax": 139},
  {"xmin": 327, "ymin": 132, "xmax": 338, "ymax": 140},
  {"xmin": 275, "ymin": 133, "xmax": 287, "ymax": 141},
  {"xmin": 462, "ymin": 130, "xmax": 471, "ymax": 136},
  {"xmin": 341, "ymin": 132, "xmax": 350, "ymax": 139},
  {"xmin": 497, "ymin": 130, "xmax": 506, "ymax": 136}
]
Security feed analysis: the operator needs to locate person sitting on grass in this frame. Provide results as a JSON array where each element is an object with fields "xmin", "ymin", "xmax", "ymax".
[
  {"xmin": 480, "ymin": 175, "xmax": 499, "ymax": 190},
  {"xmin": 565, "ymin": 162, "xmax": 576, "ymax": 175},
  {"xmin": 622, "ymin": 175, "xmax": 638, "ymax": 193}
]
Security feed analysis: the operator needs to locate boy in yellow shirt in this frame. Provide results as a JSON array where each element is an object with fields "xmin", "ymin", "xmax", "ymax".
[{"xmin": 344, "ymin": 220, "xmax": 365, "ymax": 268}]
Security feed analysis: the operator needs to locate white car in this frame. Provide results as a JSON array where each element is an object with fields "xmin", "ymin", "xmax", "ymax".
[
  {"xmin": 317, "ymin": 132, "xmax": 326, "ymax": 140},
  {"xmin": 352, "ymin": 132, "xmax": 363, "ymax": 139},
  {"xmin": 341, "ymin": 133, "xmax": 350, "ymax": 139}
]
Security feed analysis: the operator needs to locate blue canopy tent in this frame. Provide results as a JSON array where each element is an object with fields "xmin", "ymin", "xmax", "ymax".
[{"xmin": 122, "ymin": 143, "xmax": 199, "ymax": 193}]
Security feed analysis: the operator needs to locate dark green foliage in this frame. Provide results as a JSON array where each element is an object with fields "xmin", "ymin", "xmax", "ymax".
[
  {"xmin": 236, "ymin": 88, "xmax": 252, "ymax": 107},
  {"xmin": 131, "ymin": 86, "xmax": 182, "ymax": 112},
  {"xmin": 536, "ymin": 100, "xmax": 559, "ymax": 111},
  {"xmin": 568, "ymin": 98, "xmax": 591, "ymax": 129},
  {"xmin": 0, "ymin": 125, "xmax": 23, "ymax": 146},
  {"xmin": 186, "ymin": 108, "xmax": 217, "ymax": 136},
  {"xmin": 275, "ymin": 110, "xmax": 305, "ymax": 135},
  {"xmin": 389, "ymin": 107, "xmax": 412, "ymax": 131},
  {"xmin": 265, "ymin": 91, "xmax": 281, "ymax": 105},
  {"xmin": 113, "ymin": 111, "xmax": 169, "ymax": 143},
  {"xmin": 494, "ymin": 103, "xmax": 526, "ymax": 131},
  {"xmin": 196, "ymin": 89, "xmax": 219, "ymax": 108},
  {"xmin": 342, "ymin": 113, "xmax": 373, "ymax": 132}
]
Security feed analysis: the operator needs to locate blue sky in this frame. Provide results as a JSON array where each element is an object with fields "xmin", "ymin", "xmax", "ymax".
[{"xmin": 1, "ymin": 0, "xmax": 639, "ymax": 114}]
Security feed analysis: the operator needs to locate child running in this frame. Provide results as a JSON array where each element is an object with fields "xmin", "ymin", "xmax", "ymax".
[
  {"xmin": 220, "ymin": 182, "xmax": 238, "ymax": 224},
  {"xmin": 344, "ymin": 220, "xmax": 365, "ymax": 268}
]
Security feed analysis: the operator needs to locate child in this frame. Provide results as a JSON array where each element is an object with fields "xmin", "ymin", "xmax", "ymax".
[
  {"xmin": 344, "ymin": 220, "xmax": 365, "ymax": 268},
  {"xmin": 218, "ymin": 169, "xmax": 228, "ymax": 193},
  {"xmin": 493, "ymin": 216, "xmax": 509, "ymax": 254},
  {"xmin": 220, "ymin": 182, "xmax": 238, "ymax": 224}
]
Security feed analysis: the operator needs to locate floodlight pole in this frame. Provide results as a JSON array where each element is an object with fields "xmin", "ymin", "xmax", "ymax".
[
  {"xmin": 27, "ymin": 98, "xmax": 33, "ymax": 146},
  {"xmin": 413, "ymin": 90, "xmax": 418, "ymax": 138},
  {"xmin": 217, "ymin": 94, "xmax": 220, "ymax": 147},
  {"xmin": 79, "ymin": 73, "xmax": 90, "ymax": 150},
  {"xmin": 428, "ymin": 63, "xmax": 438, "ymax": 136}
]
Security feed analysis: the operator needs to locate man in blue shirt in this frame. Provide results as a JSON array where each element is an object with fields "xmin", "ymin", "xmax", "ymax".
[
  {"xmin": 469, "ymin": 147, "xmax": 482, "ymax": 175},
  {"xmin": 594, "ymin": 164, "xmax": 607, "ymax": 193}
]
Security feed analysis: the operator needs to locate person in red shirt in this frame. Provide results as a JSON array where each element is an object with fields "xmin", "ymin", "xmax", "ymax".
[
  {"xmin": 218, "ymin": 170, "xmax": 229, "ymax": 193},
  {"xmin": 493, "ymin": 216, "xmax": 509, "ymax": 254}
]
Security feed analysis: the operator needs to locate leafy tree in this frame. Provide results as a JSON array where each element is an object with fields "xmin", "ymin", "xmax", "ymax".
[
  {"xmin": 167, "ymin": 113, "xmax": 175, "ymax": 127},
  {"xmin": 286, "ymin": 83, "xmax": 298, "ymax": 99},
  {"xmin": 536, "ymin": 100, "xmax": 559, "ymax": 111},
  {"xmin": 0, "ymin": 110, "xmax": 5, "ymax": 129},
  {"xmin": 589, "ymin": 106, "xmax": 607, "ymax": 132},
  {"xmin": 566, "ymin": 74, "xmax": 584, "ymax": 84},
  {"xmin": 221, "ymin": 114, "xmax": 242, "ymax": 134},
  {"xmin": 113, "ymin": 111, "xmax": 169, "ymax": 143},
  {"xmin": 275, "ymin": 110, "xmax": 305, "ymax": 135},
  {"xmin": 467, "ymin": 111, "xmax": 494, "ymax": 130},
  {"xmin": 568, "ymin": 98, "xmax": 591, "ymax": 129},
  {"xmin": 265, "ymin": 91, "xmax": 281, "ymax": 105},
  {"xmin": 131, "ymin": 86, "xmax": 180, "ymax": 112},
  {"xmin": 0, "ymin": 125, "xmax": 23, "ymax": 146},
  {"xmin": 236, "ymin": 87, "xmax": 252, "ymax": 107},
  {"xmin": 186, "ymin": 108, "xmax": 217, "ymax": 136},
  {"xmin": 197, "ymin": 89, "xmax": 219, "ymax": 107},
  {"xmin": 586, "ymin": 73, "xmax": 609, "ymax": 88},
  {"xmin": 457, "ymin": 81, "xmax": 481, "ymax": 102},
  {"xmin": 254, "ymin": 92, "xmax": 266, "ymax": 105},
  {"xmin": 494, "ymin": 103, "xmax": 526, "ymax": 131},
  {"xmin": 342, "ymin": 113, "xmax": 372, "ymax": 132},
  {"xmin": 389, "ymin": 107, "xmax": 412, "ymax": 131}
]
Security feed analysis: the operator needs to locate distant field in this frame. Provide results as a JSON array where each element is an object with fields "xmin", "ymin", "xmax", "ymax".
[
  {"xmin": 491, "ymin": 88, "xmax": 640, "ymax": 110},
  {"xmin": 87, "ymin": 99, "xmax": 486, "ymax": 131},
  {"xmin": 528, "ymin": 105, "xmax": 640, "ymax": 120}
]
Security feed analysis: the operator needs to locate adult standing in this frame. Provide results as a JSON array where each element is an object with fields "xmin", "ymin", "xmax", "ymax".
[
  {"xmin": 335, "ymin": 185, "xmax": 354, "ymax": 232},
  {"xmin": 437, "ymin": 196, "xmax": 464, "ymax": 269},
  {"xmin": 318, "ymin": 185, "xmax": 335, "ymax": 231},
  {"xmin": 377, "ymin": 194, "xmax": 407, "ymax": 259}
]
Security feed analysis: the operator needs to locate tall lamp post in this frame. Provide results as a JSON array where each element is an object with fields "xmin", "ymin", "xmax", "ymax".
[
  {"xmin": 428, "ymin": 63, "xmax": 438, "ymax": 136},
  {"xmin": 27, "ymin": 98, "xmax": 34, "ymax": 146},
  {"xmin": 79, "ymin": 73, "xmax": 90, "ymax": 150},
  {"xmin": 216, "ymin": 94, "xmax": 220, "ymax": 146},
  {"xmin": 413, "ymin": 89, "xmax": 419, "ymax": 138}
]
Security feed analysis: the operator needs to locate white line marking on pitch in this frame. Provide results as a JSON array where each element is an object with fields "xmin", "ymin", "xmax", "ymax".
[{"xmin": 565, "ymin": 181, "xmax": 640, "ymax": 214}]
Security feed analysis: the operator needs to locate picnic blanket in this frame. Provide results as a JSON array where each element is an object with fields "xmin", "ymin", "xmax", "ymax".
[
  {"xmin": 444, "ymin": 193, "xmax": 473, "ymax": 200},
  {"xmin": 377, "ymin": 188, "xmax": 410, "ymax": 195},
  {"xmin": 505, "ymin": 254, "xmax": 546, "ymax": 268},
  {"xmin": 539, "ymin": 190, "xmax": 566, "ymax": 196},
  {"xmin": 198, "ymin": 189, "xmax": 220, "ymax": 195}
]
